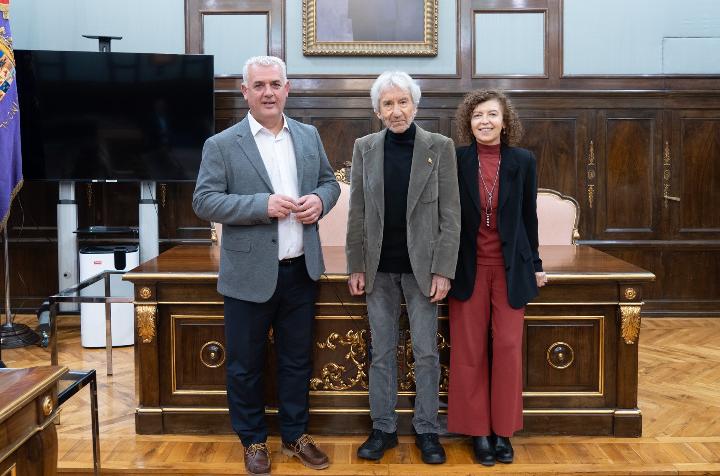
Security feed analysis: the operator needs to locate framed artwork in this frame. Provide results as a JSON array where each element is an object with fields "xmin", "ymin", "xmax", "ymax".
[{"xmin": 303, "ymin": 0, "xmax": 438, "ymax": 56}]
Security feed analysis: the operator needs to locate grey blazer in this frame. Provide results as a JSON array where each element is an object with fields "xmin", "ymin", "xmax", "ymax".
[
  {"xmin": 192, "ymin": 116, "xmax": 340, "ymax": 303},
  {"xmin": 345, "ymin": 125, "xmax": 461, "ymax": 296}
]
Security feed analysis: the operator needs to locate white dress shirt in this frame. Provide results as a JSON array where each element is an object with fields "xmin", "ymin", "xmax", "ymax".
[{"xmin": 247, "ymin": 112, "xmax": 304, "ymax": 260}]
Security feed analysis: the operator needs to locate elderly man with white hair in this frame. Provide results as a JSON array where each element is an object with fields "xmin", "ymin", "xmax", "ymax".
[{"xmin": 346, "ymin": 71, "xmax": 460, "ymax": 464}]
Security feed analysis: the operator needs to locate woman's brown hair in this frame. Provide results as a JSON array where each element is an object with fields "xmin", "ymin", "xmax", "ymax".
[{"xmin": 454, "ymin": 89, "xmax": 523, "ymax": 146}]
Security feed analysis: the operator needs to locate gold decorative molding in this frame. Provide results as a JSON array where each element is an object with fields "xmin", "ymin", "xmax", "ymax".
[
  {"xmin": 310, "ymin": 330, "xmax": 368, "ymax": 391},
  {"xmin": 399, "ymin": 331, "xmax": 450, "ymax": 392},
  {"xmin": 587, "ymin": 140, "xmax": 596, "ymax": 209},
  {"xmin": 1, "ymin": 463, "xmax": 16, "ymax": 476},
  {"xmin": 41, "ymin": 394, "xmax": 54, "ymax": 416},
  {"xmin": 662, "ymin": 140, "xmax": 680, "ymax": 206},
  {"xmin": 160, "ymin": 183, "xmax": 167, "ymax": 208},
  {"xmin": 333, "ymin": 162, "xmax": 352, "ymax": 185},
  {"xmin": 210, "ymin": 222, "xmax": 218, "ymax": 244},
  {"xmin": 136, "ymin": 305, "xmax": 157, "ymax": 344},
  {"xmin": 546, "ymin": 342, "xmax": 575, "ymax": 369},
  {"xmin": 302, "ymin": 0, "xmax": 438, "ymax": 56},
  {"xmin": 620, "ymin": 304, "xmax": 642, "ymax": 344},
  {"xmin": 200, "ymin": 341, "xmax": 226, "ymax": 369},
  {"xmin": 86, "ymin": 183, "xmax": 93, "ymax": 209},
  {"xmin": 138, "ymin": 286, "xmax": 152, "ymax": 300},
  {"xmin": 624, "ymin": 287, "xmax": 637, "ymax": 301}
]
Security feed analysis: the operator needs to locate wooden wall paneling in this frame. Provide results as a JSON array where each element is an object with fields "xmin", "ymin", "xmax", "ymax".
[
  {"xmin": 309, "ymin": 117, "xmax": 373, "ymax": 172},
  {"xmin": 158, "ymin": 183, "xmax": 209, "ymax": 244},
  {"xmin": 0, "ymin": 241, "xmax": 58, "ymax": 312},
  {"xmin": 659, "ymin": 247, "xmax": 720, "ymax": 312},
  {"xmin": 414, "ymin": 117, "xmax": 441, "ymax": 134},
  {"xmin": 3, "ymin": 182, "xmax": 59, "ymax": 311},
  {"xmin": 595, "ymin": 110, "xmax": 662, "ymax": 240},
  {"xmin": 672, "ymin": 110, "xmax": 720, "ymax": 239},
  {"xmin": 520, "ymin": 110, "xmax": 588, "ymax": 197}
]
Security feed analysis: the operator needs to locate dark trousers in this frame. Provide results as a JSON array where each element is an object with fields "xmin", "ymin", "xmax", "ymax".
[{"xmin": 223, "ymin": 257, "xmax": 317, "ymax": 446}]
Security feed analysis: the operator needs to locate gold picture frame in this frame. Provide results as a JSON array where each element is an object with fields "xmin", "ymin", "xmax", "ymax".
[{"xmin": 302, "ymin": 0, "xmax": 438, "ymax": 56}]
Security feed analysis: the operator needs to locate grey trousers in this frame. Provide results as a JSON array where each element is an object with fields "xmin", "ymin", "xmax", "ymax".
[{"xmin": 366, "ymin": 271, "xmax": 440, "ymax": 434}]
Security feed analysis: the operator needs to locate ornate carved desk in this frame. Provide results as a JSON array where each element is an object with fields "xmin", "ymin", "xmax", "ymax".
[
  {"xmin": 0, "ymin": 366, "xmax": 67, "ymax": 476},
  {"xmin": 124, "ymin": 245, "xmax": 654, "ymax": 437}
]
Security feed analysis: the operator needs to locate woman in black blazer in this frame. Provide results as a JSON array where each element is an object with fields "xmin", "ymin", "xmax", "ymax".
[{"xmin": 447, "ymin": 89, "xmax": 547, "ymax": 466}]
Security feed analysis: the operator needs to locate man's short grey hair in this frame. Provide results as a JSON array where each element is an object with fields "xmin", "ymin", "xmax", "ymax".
[
  {"xmin": 242, "ymin": 56, "xmax": 287, "ymax": 85},
  {"xmin": 370, "ymin": 71, "xmax": 421, "ymax": 112}
]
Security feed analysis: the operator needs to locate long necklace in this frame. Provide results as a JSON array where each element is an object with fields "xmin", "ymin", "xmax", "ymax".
[{"xmin": 478, "ymin": 155, "xmax": 501, "ymax": 228}]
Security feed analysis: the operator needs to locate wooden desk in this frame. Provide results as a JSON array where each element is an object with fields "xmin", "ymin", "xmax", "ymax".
[
  {"xmin": 124, "ymin": 245, "xmax": 654, "ymax": 437},
  {"xmin": 0, "ymin": 366, "xmax": 67, "ymax": 476}
]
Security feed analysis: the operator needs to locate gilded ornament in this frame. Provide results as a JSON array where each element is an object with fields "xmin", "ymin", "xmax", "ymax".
[
  {"xmin": 333, "ymin": 162, "xmax": 351, "ymax": 185},
  {"xmin": 41, "ymin": 395, "xmax": 53, "ymax": 416},
  {"xmin": 138, "ymin": 287, "xmax": 152, "ymax": 300},
  {"xmin": 546, "ymin": 342, "xmax": 575, "ymax": 369},
  {"xmin": 200, "ymin": 341, "xmax": 226, "ymax": 368},
  {"xmin": 624, "ymin": 287, "xmax": 637, "ymax": 300},
  {"xmin": 136, "ymin": 305, "xmax": 157, "ymax": 343},
  {"xmin": 620, "ymin": 305, "xmax": 642, "ymax": 344},
  {"xmin": 310, "ymin": 330, "xmax": 368, "ymax": 391},
  {"xmin": 399, "ymin": 331, "xmax": 450, "ymax": 391}
]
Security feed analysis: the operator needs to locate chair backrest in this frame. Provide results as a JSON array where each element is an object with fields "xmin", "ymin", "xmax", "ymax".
[
  {"xmin": 537, "ymin": 188, "xmax": 580, "ymax": 245},
  {"xmin": 212, "ymin": 167, "xmax": 351, "ymax": 248},
  {"xmin": 318, "ymin": 181, "xmax": 350, "ymax": 247},
  {"xmin": 211, "ymin": 222, "xmax": 222, "ymax": 246},
  {"xmin": 214, "ymin": 186, "xmax": 578, "ymax": 247}
]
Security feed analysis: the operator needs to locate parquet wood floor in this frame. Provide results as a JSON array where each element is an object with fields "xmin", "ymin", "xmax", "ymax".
[{"xmin": 3, "ymin": 315, "xmax": 720, "ymax": 475}]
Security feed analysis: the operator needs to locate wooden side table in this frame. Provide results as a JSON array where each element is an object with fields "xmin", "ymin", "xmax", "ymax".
[{"xmin": 0, "ymin": 366, "xmax": 68, "ymax": 476}]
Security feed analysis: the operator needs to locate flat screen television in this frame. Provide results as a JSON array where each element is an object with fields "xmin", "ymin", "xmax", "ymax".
[{"xmin": 15, "ymin": 50, "xmax": 214, "ymax": 182}]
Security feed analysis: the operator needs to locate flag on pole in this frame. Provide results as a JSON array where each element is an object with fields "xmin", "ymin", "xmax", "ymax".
[{"xmin": 0, "ymin": 0, "xmax": 22, "ymax": 232}]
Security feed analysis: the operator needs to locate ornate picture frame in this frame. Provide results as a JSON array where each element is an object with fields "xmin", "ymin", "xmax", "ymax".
[{"xmin": 302, "ymin": 0, "xmax": 438, "ymax": 56}]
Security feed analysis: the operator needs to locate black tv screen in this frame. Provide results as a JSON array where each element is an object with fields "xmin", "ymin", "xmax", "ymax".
[{"xmin": 15, "ymin": 50, "xmax": 214, "ymax": 182}]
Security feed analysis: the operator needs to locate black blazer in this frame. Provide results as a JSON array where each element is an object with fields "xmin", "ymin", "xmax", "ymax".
[{"xmin": 449, "ymin": 143, "xmax": 543, "ymax": 309}]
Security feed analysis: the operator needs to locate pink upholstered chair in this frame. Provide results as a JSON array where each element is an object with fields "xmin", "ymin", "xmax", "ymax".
[
  {"xmin": 211, "ymin": 222, "xmax": 222, "ymax": 246},
  {"xmin": 318, "ymin": 166, "xmax": 351, "ymax": 247},
  {"xmin": 537, "ymin": 188, "xmax": 580, "ymax": 245},
  {"xmin": 213, "ymin": 164, "xmax": 350, "ymax": 248}
]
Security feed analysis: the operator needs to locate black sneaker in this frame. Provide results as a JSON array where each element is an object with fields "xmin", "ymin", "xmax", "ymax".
[
  {"xmin": 415, "ymin": 433, "xmax": 446, "ymax": 464},
  {"xmin": 357, "ymin": 429, "xmax": 398, "ymax": 460}
]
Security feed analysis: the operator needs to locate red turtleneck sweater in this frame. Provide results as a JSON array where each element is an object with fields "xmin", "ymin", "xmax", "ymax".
[{"xmin": 476, "ymin": 142, "xmax": 504, "ymax": 265}]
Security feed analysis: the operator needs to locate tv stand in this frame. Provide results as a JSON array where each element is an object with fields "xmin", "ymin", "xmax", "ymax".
[
  {"xmin": 57, "ymin": 181, "xmax": 79, "ymax": 312},
  {"xmin": 139, "ymin": 181, "xmax": 159, "ymax": 263},
  {"xmin": 55, "ymin": 182, "xmax": 159, "ymax": 305}
]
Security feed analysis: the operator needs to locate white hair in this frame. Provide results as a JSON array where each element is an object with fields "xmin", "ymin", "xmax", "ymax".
[
  {"xmin": 242, "ymin": 56, "xmax": 288, "ymax": 85},
  {"xmin": 370, "ymin": 71, "xmax": 421, "ymax": 112}
]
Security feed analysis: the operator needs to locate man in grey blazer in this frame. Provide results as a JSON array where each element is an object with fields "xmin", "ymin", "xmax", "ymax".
[
  {"xmin": 192, "ymin": 56, "xmax": 339, "ymax": 476},
  {"xmin": 346, "ymin": 71, "xmax": 460, "ymax": 464}
]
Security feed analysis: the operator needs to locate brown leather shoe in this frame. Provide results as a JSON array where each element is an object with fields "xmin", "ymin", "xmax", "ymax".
[
  {"xmin": 281, "ymin": 434, "xmax": 330, "ymax": 470},
  {"xmin": 244, "ymin": 443, "xmax": 271, "ymax": 475}
]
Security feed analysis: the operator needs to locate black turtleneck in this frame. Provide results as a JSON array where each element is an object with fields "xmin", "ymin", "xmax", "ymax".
[{"xmin": 378, "ymin": 122, "xmax": 416, "ymax": 273}]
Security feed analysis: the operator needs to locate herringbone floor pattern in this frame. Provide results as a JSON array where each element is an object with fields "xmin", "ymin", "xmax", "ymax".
[{"xmin": 3, "ymin": 316, "xmax": 720, "ymax": 475}]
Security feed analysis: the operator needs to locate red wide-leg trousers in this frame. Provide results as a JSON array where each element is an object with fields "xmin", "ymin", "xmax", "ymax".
[{"xmin": 448, "ymin": 264, "xmax": 525, "ymax": 437}]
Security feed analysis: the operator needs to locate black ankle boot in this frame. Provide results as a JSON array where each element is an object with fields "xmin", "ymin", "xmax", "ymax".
[
  {"xmin": 494, "ymin": 435, "xmax": 514, "ymax": 464},
  {"xmin": 472, "ymin": 436, "xmax": 495, "ymax": 466}
]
